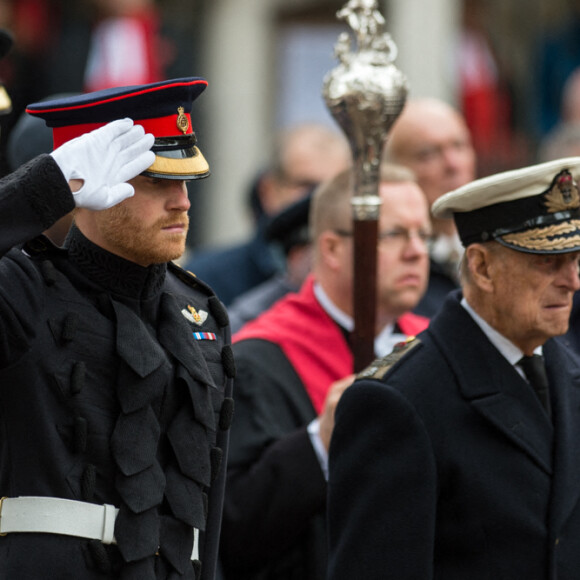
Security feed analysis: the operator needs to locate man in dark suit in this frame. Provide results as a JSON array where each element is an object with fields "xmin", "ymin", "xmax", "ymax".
[
  {"xmin": 328, "ymin": 157, "xmax": 580, "ymax": 580},
  {"xmin": 227, "ymin": 192, "xmax": 313, "ymax": 333},
  {"xmin": 220, "ymin": 163, "xmax": 431, "ymax": 580}
]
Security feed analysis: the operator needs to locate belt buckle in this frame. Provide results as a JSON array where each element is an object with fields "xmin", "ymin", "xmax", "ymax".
[{"xmin": 0, "ymin": 497, "xmax": 6, "ymax": 536}]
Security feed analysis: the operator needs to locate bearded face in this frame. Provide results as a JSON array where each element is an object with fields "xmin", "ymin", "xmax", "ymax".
[
  {"xmin": 76, "ymin": 176, "xmax": 191, "ymax": 267},
  {"xmin": 94, "ymin": 202, "xmax": 190, "ymax": 265}
]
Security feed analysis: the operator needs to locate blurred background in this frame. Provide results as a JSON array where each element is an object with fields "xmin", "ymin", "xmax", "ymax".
[{"xmin": 0, "ymin": 0, "xmax": 578, "ymax": 255}]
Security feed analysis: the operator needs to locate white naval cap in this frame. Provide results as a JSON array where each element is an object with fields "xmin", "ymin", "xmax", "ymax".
[{"xmin": 432, "ymin": 157, "xmax": 580, "ymax": 254}]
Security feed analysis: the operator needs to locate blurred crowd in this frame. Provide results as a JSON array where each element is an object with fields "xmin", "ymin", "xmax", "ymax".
[
  {"xmin": 1, "ymin": 0, "xmax": 580, "ymax": 234},
  {"xmin": 0, "ymin": 0, "xmax": 190, "ymax": 175}
]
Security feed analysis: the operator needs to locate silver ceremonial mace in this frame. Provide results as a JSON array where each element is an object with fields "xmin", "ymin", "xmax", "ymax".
[{"xmin": 322, "ymin": 0, "xmax": 408, "ymax": 372}]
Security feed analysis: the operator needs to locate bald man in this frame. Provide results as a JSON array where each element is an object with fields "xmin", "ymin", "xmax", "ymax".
[{"xmin": 384, "ymin": 98, "xmax": 477, "ymax": 317}]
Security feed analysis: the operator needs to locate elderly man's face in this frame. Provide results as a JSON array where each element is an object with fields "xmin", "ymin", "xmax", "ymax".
[{"xmin": 486, "ymin": 246, "xmax": 580, "ymax": 354}]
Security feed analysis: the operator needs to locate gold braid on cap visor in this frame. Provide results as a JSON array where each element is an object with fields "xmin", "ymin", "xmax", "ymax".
[
  {"xmin": 500, "ymin": 219, "xmax": 580, "ymax": 251},
  {"xmin": 146, "ymin": 145, "xmax": 209, "ymax": 178}
]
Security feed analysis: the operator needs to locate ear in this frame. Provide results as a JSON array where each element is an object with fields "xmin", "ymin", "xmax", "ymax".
[
  {"xmin": 465, "ymin": 243, "xmax": 496, "ymax": 293},
  {"xmin": 318, "ymin": 230, "xmax": 347, "ymax": 272},
  {"xmin": 256, "ymin": 173, "xmax": 280, "ymax": 216}
]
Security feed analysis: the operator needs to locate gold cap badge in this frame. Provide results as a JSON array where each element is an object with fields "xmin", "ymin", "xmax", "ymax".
[{"xmin": 176, "ymin": 106, "xmax": 189, "ymax": 134}]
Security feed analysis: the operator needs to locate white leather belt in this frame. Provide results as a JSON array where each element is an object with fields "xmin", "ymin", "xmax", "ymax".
[
  {"xmin": 0, "ymin": 497, "xmax": 118, "ymax": 543},
  {"xmin": 0, "ymin": 497, "xmax": 199, "ymax": 560}
]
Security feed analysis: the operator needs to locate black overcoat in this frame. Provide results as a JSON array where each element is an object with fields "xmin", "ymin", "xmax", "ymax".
[
  {"xmin": 328, "ymin": 291, "xmax": 580, "ymax": 580},
  {"xmin": 0, "ymin": 156, "xmax": 234, "ymax": 579},
  {"xmin": 220, "ymin": 338, "xmax": 327, "ymax": 580}
]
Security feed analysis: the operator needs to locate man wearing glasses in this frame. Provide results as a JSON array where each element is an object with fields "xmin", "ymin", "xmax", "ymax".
[{"xmin": 219, "ymin": 163, "xmax": 431, "ymax": 580}]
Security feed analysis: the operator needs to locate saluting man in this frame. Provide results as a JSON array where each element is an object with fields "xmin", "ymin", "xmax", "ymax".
[
  {"xmin": 0, "ymin": 78, "xmax": 234, "ymax": 579},
  {"xmin": 328, "ymin": 157, "xmax": 580, "ymax": 580}
]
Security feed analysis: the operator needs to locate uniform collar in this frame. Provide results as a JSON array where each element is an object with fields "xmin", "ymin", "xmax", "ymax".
[{"xmin": 65, "ymin": 224, "xmax": 167, "ymax": 299}]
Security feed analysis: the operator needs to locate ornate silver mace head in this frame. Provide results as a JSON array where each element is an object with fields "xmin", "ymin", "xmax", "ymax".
[{"xmin": 322, "ymin": 0, "xmax": 408, "ymax": 217}]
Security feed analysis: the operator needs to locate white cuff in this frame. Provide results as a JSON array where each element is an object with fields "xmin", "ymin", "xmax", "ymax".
[{"xmin": 307, "ymin": 418, "xmax": 329, "ymax": 481}]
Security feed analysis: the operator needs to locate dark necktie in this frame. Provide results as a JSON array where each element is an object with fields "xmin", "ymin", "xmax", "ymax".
[{"xmin": 518, "ymin": 355, "xmax": 551, "ymax": 420}]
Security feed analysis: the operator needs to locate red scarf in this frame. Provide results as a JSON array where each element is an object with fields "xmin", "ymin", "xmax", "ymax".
[{"xmin": 233, "ymin": 276, "xmax": 429, "ymax": 413}]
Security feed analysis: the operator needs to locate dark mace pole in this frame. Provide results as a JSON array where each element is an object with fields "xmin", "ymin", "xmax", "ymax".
[{"xmin": 323, "ymin": 0, "xmax": 409, "ymax": 372}]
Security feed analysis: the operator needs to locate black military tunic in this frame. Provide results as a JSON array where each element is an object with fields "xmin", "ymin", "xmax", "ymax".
[{"xmin": 0, "ymin": 155, "xmax": 234, "ymax": 579}]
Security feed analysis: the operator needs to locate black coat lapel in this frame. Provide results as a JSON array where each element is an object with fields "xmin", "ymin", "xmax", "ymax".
[
  {"xmin": 428, "ymin": 293, "xmax": 553, "ymax": 473},
  {"xmin": 545, "ymin": 339, "xmax": 580, "ymax": 532}
]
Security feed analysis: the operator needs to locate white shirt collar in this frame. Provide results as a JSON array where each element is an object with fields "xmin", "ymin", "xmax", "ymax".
[
  {"xmin": 375, "ymin": 324, "xmax": 406, "ymax": 357},
  {"xmin": 460, "ymin": 297, "xmax": 542, "ymax": 370},
  {"xmin": 431, "ymin": 232, "xmax": 464, "ymax": 264},
  {"xmin": 313, "ymin": 281, "xmax": 353, "ymax": 332},
  {"xmin": 313, "ymin": 282, "xmax": 403, "ymax": 358}
]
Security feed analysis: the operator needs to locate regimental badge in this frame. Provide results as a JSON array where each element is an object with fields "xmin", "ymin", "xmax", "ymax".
[
  {"xmin": 544, "ymin": 169, "xmax": 580, "ymax": 213},
  {"xmin": 181, "ymin": 304, "xmax": 208, "ymax": 326},
  {"xmin": 176, "ymin": 106, "xmax": 189, "ymax": 134}
]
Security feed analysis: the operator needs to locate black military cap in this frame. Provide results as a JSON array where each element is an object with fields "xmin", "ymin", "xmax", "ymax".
[
  {"xmin": 266, "ymin": 192, "xmax": 313, "ymax": 255},
  {"xmin": 432, "ymin": 157, "xmax": 580, "ymax": 254},
  {"xmin": 26, "ymin": 77, "xmax": 210, "ymax": 180}
]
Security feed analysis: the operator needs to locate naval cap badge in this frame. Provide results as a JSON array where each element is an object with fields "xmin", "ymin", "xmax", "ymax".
[
  {"xmin": 543, "ymin": 169, "xmax": 580, "ymax": 213},
  {"xmin": 176, "ymin": 106, "xmax": 189, "ymax": 134}
]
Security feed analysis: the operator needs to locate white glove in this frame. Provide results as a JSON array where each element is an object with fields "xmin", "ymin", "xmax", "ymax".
[{"xmin": 51, "ymin": 118, "xmax": 156, "ymax": 210}]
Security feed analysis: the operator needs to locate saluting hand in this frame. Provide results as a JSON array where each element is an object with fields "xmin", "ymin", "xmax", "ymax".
[{"xmin": 51, "ymin": 118, "xmax": 155, "ymax": 210}]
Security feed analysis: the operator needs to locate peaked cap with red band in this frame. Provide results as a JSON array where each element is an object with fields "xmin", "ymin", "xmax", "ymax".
[{"xmin": 26, "ymin": 77, "xmax": 210, "ymax": 180}]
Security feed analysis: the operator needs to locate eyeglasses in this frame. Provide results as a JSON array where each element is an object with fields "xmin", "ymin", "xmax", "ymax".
[{"xmin": 334, "ymin": 227, "xmax": 433, "ymax": 249}]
